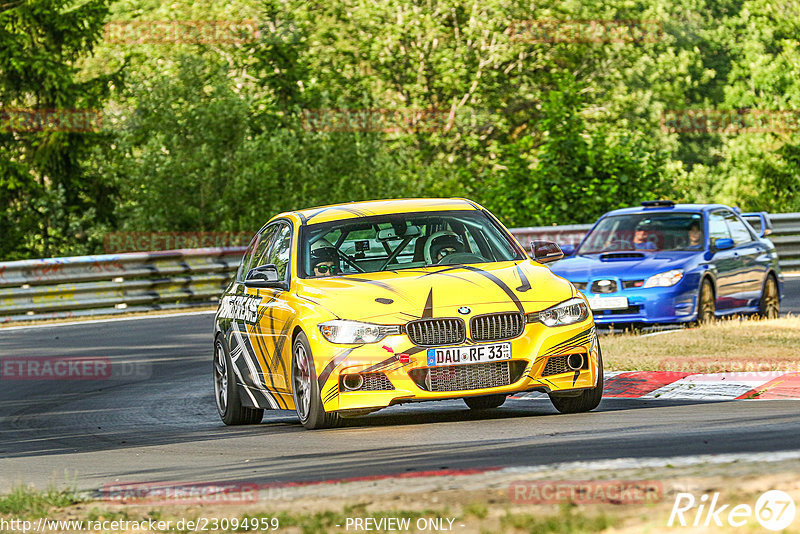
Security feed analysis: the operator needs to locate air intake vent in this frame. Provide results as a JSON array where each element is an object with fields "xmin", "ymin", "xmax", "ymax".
[
  {"xmin": 409, "ymin": 361, "xmax": 527, "ymax": 392},
  {"xmin": 406, "ymin": 318, "xmax": 466, "ymax": 347},
  {"xmin": 361, "ymin": 373, "xmax": 394, "ymax": 391},
  {"xmin": 470, "ymin": 312, "xmax": 524, "ymax": 342}
]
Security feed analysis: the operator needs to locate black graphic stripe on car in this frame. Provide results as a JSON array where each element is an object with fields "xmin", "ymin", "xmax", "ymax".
[
  {"xmin": 317, "ymin": 347, "xmax": 361, "ymax": 390},
  {"xmin": 515, "ymin": 265, "xmax": 531, "ymax": 292},
  {"xmin": 459, "ymin": 265, "xmax": 524, "ymax": 313},
  {"xmin": 421, "ymin": 289, "xmax": 434, "ymax": 319}
]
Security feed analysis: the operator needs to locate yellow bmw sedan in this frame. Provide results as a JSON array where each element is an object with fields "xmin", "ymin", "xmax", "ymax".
[{"xmin": 213, "ymin": 198, "xmax": 602, "ymax": 429}]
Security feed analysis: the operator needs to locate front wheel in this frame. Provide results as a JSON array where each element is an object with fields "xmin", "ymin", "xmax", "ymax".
[
  {"xmin": 758, "ymin": 275, "xmax": 780, "ymax": 319},
  {"xmin": 292, "ymin": 332, "xmax": 341, "ymax": 430},
  {"xmin": 696, "ymin": 278, "xmax": 716, "ymax": 324},
  {"xmin": 464, "ymin": 394, "xmax": 507, "ymax": 410},
  {"xmin": 214, "ymin": 337, "xmax": 264, "ymax": 425},
  {"xmin": 549, "ymin": 349, "xmax": 604, "ymax": 414}
]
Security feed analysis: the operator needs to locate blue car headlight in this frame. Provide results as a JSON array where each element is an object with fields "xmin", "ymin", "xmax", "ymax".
[
  {"xmin": 526, "ymin": 297, "xmax": 589, "ymax": 327},
  {"xmin": 643, "ymin": 269, "xmax": 684, "ymax": 288}
]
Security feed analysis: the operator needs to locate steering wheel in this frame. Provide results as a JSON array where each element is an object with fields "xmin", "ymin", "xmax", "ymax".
[{"xmin": 436, "ymin": 252, "xmax": 485, "ymax": 265}]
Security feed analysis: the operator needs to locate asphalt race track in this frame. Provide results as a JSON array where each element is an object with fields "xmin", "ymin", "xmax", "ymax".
[{"xmin": 0, "ymin": 278, "xmax": 798, "ymax": 492}]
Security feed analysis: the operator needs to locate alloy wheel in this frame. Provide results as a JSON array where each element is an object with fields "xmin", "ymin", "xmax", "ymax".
[
  {"xmin": 213, "ymin": 340, "xmax": 228, "ymax": 415},
  {"xmin": 293, "ymin": 343, "xmax": 312, "ymax": 421}
]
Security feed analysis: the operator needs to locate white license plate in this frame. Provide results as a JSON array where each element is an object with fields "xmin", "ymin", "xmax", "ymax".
[
  {"xmin": 426, "ymin": 343, "xmax": 511, "ymax": 366},
  {"xmin": 588, "ymin": 296, "xmax": 629, "ymax": 310}
]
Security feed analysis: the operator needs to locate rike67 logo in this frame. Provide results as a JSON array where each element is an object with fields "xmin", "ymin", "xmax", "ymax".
[{"xmin": 669, "ymin": 490, "xmax": 795, "ymax": 531}]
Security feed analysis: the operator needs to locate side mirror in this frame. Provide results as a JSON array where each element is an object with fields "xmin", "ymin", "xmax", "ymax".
[
  {"xmin": 560, "ymin": 244, "xmax": 576, "ymax": 257},
  {"xmin": 245, "ymin": 264, "xmax": 287, "ymax": 290},
  {"xmin": 531, "ymin": 240, "xmax": 564, "ymax": 263},
  {"xmin": 714, "ymin": 238, "xmax": 734, "ymax": 251}
]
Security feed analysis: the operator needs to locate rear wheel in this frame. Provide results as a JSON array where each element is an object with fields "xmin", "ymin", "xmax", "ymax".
[
  {"xmin": 464, "ymin": 394, "xmax": 507, "ymax": 410},
  {"xmin": 759, "ymin": 275, "xmax": 780, "ymax": 319},
  {"xmin": 214, "ymin": 337, "xmax": 264, "ymax": 425},
  {"xmin": 549, "ymin": 349, "xmax": 604, "ymax": 414},
  {"xmin": 292, "ymin": 332, "xmax": 341, "ymax": 430},
  {"xmin": 696, "ymin": 278, "xmax": 716, "ymax": 324}
]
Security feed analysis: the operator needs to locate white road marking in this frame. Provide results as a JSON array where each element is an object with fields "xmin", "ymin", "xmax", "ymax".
[{"xmin": 0, "ymin": 310, "xmax": 216, "ymax": 332}]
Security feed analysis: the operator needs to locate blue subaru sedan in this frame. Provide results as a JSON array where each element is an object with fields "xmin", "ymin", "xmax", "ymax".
[{"xmin": 550, "ymin": 201, "xmax": 783, "ymax": 325}]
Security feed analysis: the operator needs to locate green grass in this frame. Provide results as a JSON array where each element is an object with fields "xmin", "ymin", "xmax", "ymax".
[
  {"xmin": 601, "ymin": 316, "xmax": 800, "ymax": 372},
  {"xmin": 500, "ymin": 503, "xmax": 614, "ymax": 533},
  {"xmin": 0, "ymin": 486, "xmax": 82, "ymax": 517}
]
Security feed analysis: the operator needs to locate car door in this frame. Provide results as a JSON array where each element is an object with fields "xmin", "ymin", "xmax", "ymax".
[
  {"xmin": 724, "ymin": 212, "xmax": 765, "ymax": 309},
  {"xmin": 708, "ymin": 210, "xmax": 740, "ymax": 311},
  {"xmin": 221, "ymin": 228, "xmax": 280, "ymax": 406},
  {"xmin": 245, "ymin": 221, "xmax": 295, "ymax": 399}
]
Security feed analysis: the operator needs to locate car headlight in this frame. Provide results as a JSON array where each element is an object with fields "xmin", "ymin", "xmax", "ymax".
[
  {"xmin": 318, "ymin": 320, "xmax": 402, "ymax": 344},
  {"xmin": 644, "ymin": 269, "xmax": 684, "ymax": 288},
  {"xmin": 526, "ymin": 297, "xmax": 589, "ymax": 327}
]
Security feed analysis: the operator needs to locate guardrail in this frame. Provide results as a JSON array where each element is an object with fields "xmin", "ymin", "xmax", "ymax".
[
  {"xmin": 1, "ymin": 212, "xmax": 798, "ymax": 323},
  {"xmin": 0, "ymin": 249, "xmax": 243, "ymax": 323}
]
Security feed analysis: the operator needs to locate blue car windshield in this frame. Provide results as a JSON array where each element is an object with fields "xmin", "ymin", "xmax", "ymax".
[{"xmin": 578, "ymin": 213, "xmax": 704, "ymax": 253}]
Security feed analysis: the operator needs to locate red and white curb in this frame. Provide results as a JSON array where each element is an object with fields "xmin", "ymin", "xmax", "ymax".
[{"xmin": 515, "ymin": 371, "xmax": 800, "ymax": 401}]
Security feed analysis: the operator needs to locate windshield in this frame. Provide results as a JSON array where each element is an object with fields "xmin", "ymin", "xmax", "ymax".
[
  {"xmin": 578, "ymin": 213, "xmax": 705, "ymax": 254},
  {"xmin": 299, "ymin": 210, "xmax": 524, "ymax": 277}
]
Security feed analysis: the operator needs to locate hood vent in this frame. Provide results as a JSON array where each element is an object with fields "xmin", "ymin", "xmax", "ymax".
[{"xmin": 599, "ymin": 252, "xmax": 646, "ymax": 261}]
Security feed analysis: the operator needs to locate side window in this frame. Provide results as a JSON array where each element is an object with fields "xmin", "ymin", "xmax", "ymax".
[
  {"xmin": 266, "ymin": 224, "xmax": 292, "ymax": 280},
  {"xmin": 708, "ymin": 211, "xmax": 731, "ymax": 248},
  {"xmin": 237, "ymin": 234, "xmax": 261, "ymax": 282},
  {"xmin": 250, "ymin": 225, "xmax": 278, "ymax": 270},
  {"xmin": 725, "ymin": 213, "xmax": 754, "ymax": 246}
]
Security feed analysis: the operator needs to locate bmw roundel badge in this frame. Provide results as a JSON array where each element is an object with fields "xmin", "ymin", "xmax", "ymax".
[{"xmin": 458, "ymin": 306, "xmax": 471, "ymax": 315}]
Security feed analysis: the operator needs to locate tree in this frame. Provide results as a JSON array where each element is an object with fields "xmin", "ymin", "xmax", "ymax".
[{"xmin": 0, "ymin": 0, "xmax": 116, "ymax": 260}]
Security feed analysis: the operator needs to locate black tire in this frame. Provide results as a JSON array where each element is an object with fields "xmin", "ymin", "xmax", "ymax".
[
  {"xmin": 464, "ymin": 394, "xmax": 507, "ymax": 410},
  {"xmin": 214, "ymin": 336, "xmax": 264, "ymax": 425},
  {"xmin": 549, "ymin": 348, "xmax": 604, "ymax": 414},
  {"xmin": 292, "ymin": 332, "xmax": 341, "ymax": 430},
  {"xmin": 696, "ymin": 278, "xmax": 716, "ymax": 324},
  {"xmin": 758, "ymin": 275, "xmax": 780, "ymax": 319}
]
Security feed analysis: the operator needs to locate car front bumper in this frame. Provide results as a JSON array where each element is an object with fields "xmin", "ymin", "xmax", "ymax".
[
  {"xmin": 581, "ymin": 282, "xmax": 699, "ymax": 325},
  {"xmin": 309, "ymin": 319, "xmax": 600, "ymax": 413}
]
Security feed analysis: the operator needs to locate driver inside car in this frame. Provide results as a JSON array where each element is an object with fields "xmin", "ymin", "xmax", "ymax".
[
  {"xmin": 310, "ymin": 239, "xmax": 340, "ymax": 277},
  {"xmin": 425, "ymin": 232, "xmax": 465, "ymax": 264}
]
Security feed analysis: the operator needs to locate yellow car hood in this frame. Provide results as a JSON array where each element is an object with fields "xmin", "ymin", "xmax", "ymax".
[{"xmin": 294, "ymin": 260, "xmax": 574, "ymax": 323}]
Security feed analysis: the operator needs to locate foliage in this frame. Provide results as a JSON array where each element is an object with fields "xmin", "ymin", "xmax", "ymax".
[
  {"xmin": 0, "ymin": 0, "xmax": 115, "ymax": 260},
  {"xmin": 1, "ymin": 0, "xmax": 799, "ymax": 259}
]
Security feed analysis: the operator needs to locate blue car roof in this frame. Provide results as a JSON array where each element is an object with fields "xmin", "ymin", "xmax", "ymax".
[{"xmin": 599, "ymin": 203, "xmax": 731, "ymax": 218}]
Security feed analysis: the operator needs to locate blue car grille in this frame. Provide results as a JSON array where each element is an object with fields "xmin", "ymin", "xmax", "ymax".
[
  {"xmin": 591, "ymin": 279, "xmax": 618, "ymax": 293},
  {"xmin": 593, "ymin": 305, "xmax": 642, "ymax": 316},
  {"xmin": 622, "ymin": 280, "xmax": 644, "ymax": 289}
]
